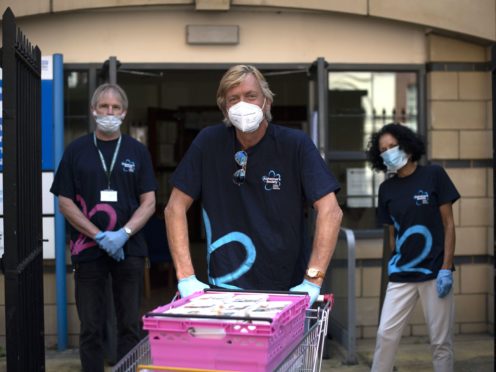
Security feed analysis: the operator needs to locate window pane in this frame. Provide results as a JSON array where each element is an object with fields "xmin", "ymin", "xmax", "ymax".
[
  {"xmin": 64, "ymin": 70, "xmax": 89, "ymax": 145},
  {"xmin": 65, "ymin": 71, "xmax": 89, "ymax": 116},
  {"xmin": 64, "ymin": 117, "xmax": 89, "ymax": 147},
  {"xmin": 328, "ymin": 72, "xmax": 418, "ymax": 152},
  {"xmin": 326, "ymin": 71, "xmax": 419, "ymax": 231},
  {"xmin": 328, "ymin": 160, "xmax": 385, "ymax": 230}
]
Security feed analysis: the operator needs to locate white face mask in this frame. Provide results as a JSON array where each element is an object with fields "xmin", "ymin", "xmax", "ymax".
[
  {"xmin": 227, "ymin": 100, "xmax": 265, "ymax": 133},
  {"xmin": 380, "ymin": 145, "xmax": 408, "ymax": 172},
  {"xmin": 93, "ymin": 111, "xmax": 125, "ymax": 134}
]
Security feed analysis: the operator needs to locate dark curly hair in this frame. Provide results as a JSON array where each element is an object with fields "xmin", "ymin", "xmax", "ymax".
[{"xmin": 366, "ymin": 123, "xmax": 426, "ymax": 172}]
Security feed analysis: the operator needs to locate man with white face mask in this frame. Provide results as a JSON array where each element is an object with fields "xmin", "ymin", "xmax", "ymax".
[
  {"xmin": 50, "ymin": 83, "xmax": 157, "ymax": 372},
  {"xmin": 165, "ymin": 65, "xmax": 343, "ymax": 307}
]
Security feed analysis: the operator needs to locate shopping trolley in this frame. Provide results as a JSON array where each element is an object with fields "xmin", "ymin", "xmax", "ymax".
[{"xmin": 112, "ymin": 291, "xmax": 333, "ymax": 372}]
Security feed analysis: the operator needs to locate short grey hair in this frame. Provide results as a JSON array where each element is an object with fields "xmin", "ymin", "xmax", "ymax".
[{"xmin": 91, "ymin": 83, "xmax": 128, "ymax": 111}]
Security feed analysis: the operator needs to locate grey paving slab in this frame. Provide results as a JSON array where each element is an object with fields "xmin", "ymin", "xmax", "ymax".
[{"xmin": 0, "ymin": 333, "xmax": 492, "ymax": 371}]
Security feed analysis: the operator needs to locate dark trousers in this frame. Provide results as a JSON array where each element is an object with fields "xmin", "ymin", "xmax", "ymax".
[{"xmin": 74, "ymin": 255, "xmax": 145, "ymax": 372}]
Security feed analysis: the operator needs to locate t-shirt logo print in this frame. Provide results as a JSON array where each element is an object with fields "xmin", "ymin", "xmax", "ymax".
[
  {"xmin": 413, "ymin": 190, "xmax": 429, "ymax": 206},
  {"xmin": 121, "ymin": 159, "xmax": 136, "ymax": 172},
  {"xmin": 262, "ymin": 170, "xmax": 282, "ymax": 191}
]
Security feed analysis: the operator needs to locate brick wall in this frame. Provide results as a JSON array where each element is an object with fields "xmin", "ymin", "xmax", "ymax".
[{"xmin": 427, "ymin": 34, "xmax": 493, "ymax": 335}]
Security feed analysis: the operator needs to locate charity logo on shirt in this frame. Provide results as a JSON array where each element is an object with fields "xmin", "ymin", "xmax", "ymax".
[
  {"xmin": 262, "ymin": 170, "xmax": 282, "ymax": 191},
  {"xmin": 413, "ymin": 189, "xmax": 429, "ymax": 206},
  {"xmin": 121, "ymin": 159, "xmax": 136, "ymax": 173}
]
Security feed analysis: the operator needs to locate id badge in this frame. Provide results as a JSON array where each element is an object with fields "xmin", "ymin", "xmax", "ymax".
[{"xmin": 101, "ymin": 189, "xmax": 118, "ymax": 202}]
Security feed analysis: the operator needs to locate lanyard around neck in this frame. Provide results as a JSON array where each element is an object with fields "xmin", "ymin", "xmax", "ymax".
[{"xmin": 93, "ymin": 132, "xmax": 122, "ymax": 189}]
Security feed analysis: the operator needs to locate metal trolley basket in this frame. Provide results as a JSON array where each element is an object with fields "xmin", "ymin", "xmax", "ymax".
[{"xmin": 112, "ymin": 293, "xmax": 332, "ymax": 372}]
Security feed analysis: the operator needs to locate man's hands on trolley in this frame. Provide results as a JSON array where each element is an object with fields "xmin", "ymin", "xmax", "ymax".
[
  {"xmin": 178, "ymin": 275, "xmax": 210, "ymax": 298},
  {"xmin": 290, "ymin": 280, "xmax": 321, "ymax": 307}
]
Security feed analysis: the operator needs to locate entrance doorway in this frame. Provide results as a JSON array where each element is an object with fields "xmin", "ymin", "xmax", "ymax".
[{"xmin": 113, "ymin": 67, "xmax": 308, "ymax": 307}]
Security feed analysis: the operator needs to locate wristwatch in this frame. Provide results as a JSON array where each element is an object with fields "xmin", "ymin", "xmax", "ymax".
[
  {"xmin": 124, "ymin": 226, "xmax": 132, "ymax": 236},
  {"xmin": 305, "ymin": 267, "xmax": 325, "ymax": 280}
]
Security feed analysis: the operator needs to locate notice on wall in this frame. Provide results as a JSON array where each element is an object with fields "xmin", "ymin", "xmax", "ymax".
[
  {"xmin": 41, "ymin": 56, "xmax": 53, "ymax": 80},
  {"xmin": 0, "ymin": 67, "xmax": 3, "ymax": 171},
  {"xmin": 41, "ymin": 55, "xmax": 54, "ymax": 170}
]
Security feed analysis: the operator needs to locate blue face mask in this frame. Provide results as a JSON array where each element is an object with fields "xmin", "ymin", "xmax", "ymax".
[{"xmin": 380, "ymin": 145, "xmax": 408, "ymax": 172}]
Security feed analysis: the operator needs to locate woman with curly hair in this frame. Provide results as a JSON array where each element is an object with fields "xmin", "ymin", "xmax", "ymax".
[{"xmin": 367, "ymin": 123, "xmax": 459, "ymax": 372}]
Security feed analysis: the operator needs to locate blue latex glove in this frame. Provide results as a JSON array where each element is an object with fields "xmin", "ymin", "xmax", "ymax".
[
  {"xmin": 177, "ymin": 275, "xmax": 210, "ymax": 298},
  {"xmin": 95, "ymin": 231, "xmax": 105, "ymax": 242},
  {"xmin": 97, "ymin": 228, "xmax": 129, "ymax": 262},
  {"xmin": 436, "ymin": 269, "xmax": 453, "ymax": 298},
  {"xmin": 290, "ymin": 279, "xmax": 321, "ymax": 307},
  {"xmin": 110, "ymin": 247, "xmax": 125, "ymax": 262}
]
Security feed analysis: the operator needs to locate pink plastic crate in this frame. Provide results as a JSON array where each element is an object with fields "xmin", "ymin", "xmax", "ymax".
[{"xmin": 143, "ymin": 290, "xmax": 309, "ymax": 371}]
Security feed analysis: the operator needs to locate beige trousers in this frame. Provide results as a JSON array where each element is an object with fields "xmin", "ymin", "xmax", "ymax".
[{"xmin": 371, "ymin": 280, "xmax": 455, "ymax": 372}]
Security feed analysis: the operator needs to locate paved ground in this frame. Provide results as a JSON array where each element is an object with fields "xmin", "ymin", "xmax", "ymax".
[
  {"xmin": 322, "ymin": 333, "xmax": 494, "ymax": 371},
  {"xmin": 0, "ymin": 333, "xmax": 492, "ymax": 371}
]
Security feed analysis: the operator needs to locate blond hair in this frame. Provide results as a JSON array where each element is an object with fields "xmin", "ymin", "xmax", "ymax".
[{"xmin": 216, "ymin": 65, "xmax": 274, "ymax": 125}]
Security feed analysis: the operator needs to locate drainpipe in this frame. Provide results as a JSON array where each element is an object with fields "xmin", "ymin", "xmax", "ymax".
[
  {"xmin": 492, "ymin": 45, "xmax": 496, "ymax": 260},
  {"xmin": 316, "ymin": 57, "xmax": 328, "ymax": 159},
  {"xmin": 109, "ymin": 56, "xmax": 118, "ymax": 84},
  {"xmin": 53, "ymin": 53, "xmax": 68, "ymax": 350}
]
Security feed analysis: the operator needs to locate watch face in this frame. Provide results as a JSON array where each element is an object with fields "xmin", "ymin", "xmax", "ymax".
[{"xmin": 307, "ymin": 268, "xmax": 318, "ymax": 277}]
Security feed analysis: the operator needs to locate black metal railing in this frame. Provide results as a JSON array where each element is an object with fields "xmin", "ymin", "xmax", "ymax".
[{"xmin": 1, "ymin": 7, "xmax": 45, "ymax": 371}]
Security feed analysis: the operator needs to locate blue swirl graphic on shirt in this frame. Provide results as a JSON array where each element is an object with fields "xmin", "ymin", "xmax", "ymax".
[
  {"xmin": 202, "ymin": 208, "xmax": 256, "ymax": 289},
  {"xmin": 388, "ymin": 216, "xmax": 433, "ymax": 275}
]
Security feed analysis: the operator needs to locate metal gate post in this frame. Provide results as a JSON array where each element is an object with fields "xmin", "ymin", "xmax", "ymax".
[
  {"xmin": 378, "ymin": 224, "xmax": 391, "ymax": 322},
  {"xmin": 2, "ymin": 7, "xmax": 45, "ymax": 371}
]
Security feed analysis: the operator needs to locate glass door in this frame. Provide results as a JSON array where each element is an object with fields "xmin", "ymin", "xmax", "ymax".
[{"xmin": 310, "ymin": 58, "xmax": 424, "ymax": 233}]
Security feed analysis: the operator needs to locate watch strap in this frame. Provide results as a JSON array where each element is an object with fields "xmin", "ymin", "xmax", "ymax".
[{"xmin": 305, "ymin": 267, "xmax": 325, "ymax": 279}]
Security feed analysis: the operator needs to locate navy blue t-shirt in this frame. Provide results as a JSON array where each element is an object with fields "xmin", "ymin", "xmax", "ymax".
[
  {"xmin": 171, "ymin": 124, "xmax": 340, "ymax": 291},
  {"xmin": 50, "ymin": 133, "xmax": 157, "ymax": 263},
  {"xmin": 378, "ymin": 164, "xmax": 460, "ymax": 282}
]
